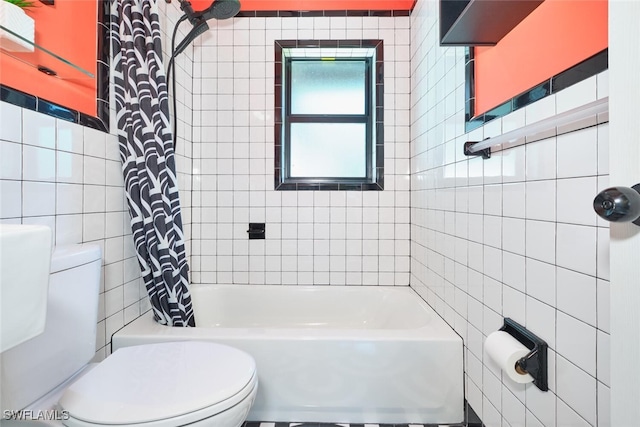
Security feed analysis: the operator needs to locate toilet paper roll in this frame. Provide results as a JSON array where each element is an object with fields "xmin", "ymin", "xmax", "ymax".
[{"xmin": 485, "ymin": 331, "xmax": 534, "ymax": 384}]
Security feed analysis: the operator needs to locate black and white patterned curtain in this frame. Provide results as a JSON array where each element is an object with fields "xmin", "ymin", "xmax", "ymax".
[{"xmin": 111, "ymin": 0, "xmax": 195, "ymax": 326}]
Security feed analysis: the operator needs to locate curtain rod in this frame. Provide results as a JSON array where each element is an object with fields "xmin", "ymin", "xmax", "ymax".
[{"xmin": 464, "ymin": 96, "xmax": 609, "ymax": 159}]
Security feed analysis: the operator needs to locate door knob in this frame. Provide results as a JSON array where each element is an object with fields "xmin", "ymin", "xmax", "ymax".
[{"xmin": 593, "ymin": 184, "xmax": 640, "ymax": 226}]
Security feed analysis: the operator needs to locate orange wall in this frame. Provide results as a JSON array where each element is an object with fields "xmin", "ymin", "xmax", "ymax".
[
  {"xmin": 1, "ymin": 0, "xmax": 413, "ymax": 118},
  {"xmin": 474, "ymin": 0, "xmax": 607, "ymax": 116},
  {"xmin": 0, "ymin": 0, "xmax": 97, "ymax": 116}
]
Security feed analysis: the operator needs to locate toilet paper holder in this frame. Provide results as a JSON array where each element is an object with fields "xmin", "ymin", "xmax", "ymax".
[{"xmin": 500, "ymin": 318, "xmax": 548, "ymax": 392}]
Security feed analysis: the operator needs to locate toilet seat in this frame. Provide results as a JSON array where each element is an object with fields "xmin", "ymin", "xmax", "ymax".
[{"xmin": 59, "ymin": 341, "xmax": 257, "ymax": 427}]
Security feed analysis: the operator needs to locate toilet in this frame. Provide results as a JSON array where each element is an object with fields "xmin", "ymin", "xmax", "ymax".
[{"xmin": 0, "ymin": 244, "xmax": 258, "ymax": 427}]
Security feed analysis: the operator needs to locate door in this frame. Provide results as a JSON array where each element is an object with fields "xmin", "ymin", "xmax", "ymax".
[{"xmin": 609, "ymin": 1, "xmax": 640, "ymax": 425}]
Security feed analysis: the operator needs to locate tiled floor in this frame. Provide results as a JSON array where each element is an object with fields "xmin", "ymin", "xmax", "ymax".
[
  {"xmin": 244, "ymin": 422, "xmax": 480, "ymax": 427},
  {"xmin": 244, "ymin": 423, "xmax": 462, "ymax": 427},
  {"xmin": 242, "ymin": 403, "xmax": 484, "ymax": 427},
  {"xmin": 244, "ymin": 422, "xmax": 452, "ymax": 427}
]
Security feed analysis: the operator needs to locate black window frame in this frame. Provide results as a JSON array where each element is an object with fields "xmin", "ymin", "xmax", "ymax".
[
  {"xmin": 274, "ymin": 40, "xmax": 384, "ymax": 191},
  {"xmin": 285, "ymin": 57, "xmax": 373, "ymax": 183}
]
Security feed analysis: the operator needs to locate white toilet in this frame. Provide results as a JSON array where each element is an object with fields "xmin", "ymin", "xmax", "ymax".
[{"xmin": 0, "ymin": 244, "xmax": 258, "ymax": 427}]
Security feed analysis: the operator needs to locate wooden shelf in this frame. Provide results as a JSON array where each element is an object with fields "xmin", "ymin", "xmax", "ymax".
[{"xmin": 440, "ymin": 0, "xmax": 544, "ymax": 46}]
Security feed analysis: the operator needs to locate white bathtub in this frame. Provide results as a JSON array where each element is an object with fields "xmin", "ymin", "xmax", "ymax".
[{"xmin": 112, "ymin": 285, "xmax": 463, "ymax": 424}]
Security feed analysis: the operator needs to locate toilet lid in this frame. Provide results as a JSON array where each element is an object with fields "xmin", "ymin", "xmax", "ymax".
[{"xmin": 59, "ymin": 341, "xmax": 256, "ymax": 425}]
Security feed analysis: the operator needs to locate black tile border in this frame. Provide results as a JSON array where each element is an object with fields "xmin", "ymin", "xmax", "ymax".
[
  {"xmin": 465, "ymin": 401, "xmax": 483, "ymax": 427},
  {"xmin": 1, "ymin": 0, "xmax": 110, "ymax": 133},
  {"xmin": 96, "ymin": 0, "xmax": 111, "ymax": 131},
  {"xmin": 241, "ymin": 405, "xmax": 480, "ymax": 427},
  {"xmin": 273, "ymin": 39, "xmax": 384, "ymax": 191},
  {"xmin": 0, "ymin": 85, "xmax": 36, "ymax": 111},
  {"xmin": 1, "ymin": 84, "xmax": 87, "ymax": 125},
  {"xmin": 464, "ymin": 48, "xmax": 608, "ymax": 133},
  {"xmin": 236, "ymin": 10, "xmax": 413, "ymax": 18},
  {"xmin": 2, "ymin": 4, "xmax": 417, "ymax": 133},
  {"xmin": 552, "ymin": 48, "xmax": 609, "ymax": 93},
  {"xmin": 37, "ymin": 98, "xmax": 77, "ymax": 122},
  {"xmin": 240, "ymin": 400, "xmax": 483, "ymax": 427}
]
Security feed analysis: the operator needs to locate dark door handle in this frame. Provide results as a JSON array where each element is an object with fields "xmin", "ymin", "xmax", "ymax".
[{"xmin": 593, "ymin": 184, "xmax": 640, "ymax": 226}]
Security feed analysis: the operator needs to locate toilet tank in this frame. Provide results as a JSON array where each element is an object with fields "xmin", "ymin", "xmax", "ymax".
[{"xmin": 0, "ymin": 244, "xmax": 101, "ymax": 412}]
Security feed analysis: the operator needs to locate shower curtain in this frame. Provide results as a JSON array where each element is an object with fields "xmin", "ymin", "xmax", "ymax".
[{"xmin": 111, "ymin": 0, "xmax": 195, "ymax": 326}]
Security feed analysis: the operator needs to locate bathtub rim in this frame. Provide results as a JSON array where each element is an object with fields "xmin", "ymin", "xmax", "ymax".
[{"xmin": 116, "ymin": 285, "xmax": 462, "ymax": 342}]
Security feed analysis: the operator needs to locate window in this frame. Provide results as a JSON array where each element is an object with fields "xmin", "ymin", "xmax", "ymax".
[{"xmin": 274, "ymin": 40, "xmax": 384, "ymax": 191}]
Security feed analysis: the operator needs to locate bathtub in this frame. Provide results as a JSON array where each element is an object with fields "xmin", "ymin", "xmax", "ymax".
[{"xmin": 112, "ymin": 285, "xmax": 463, "ymax": 424}]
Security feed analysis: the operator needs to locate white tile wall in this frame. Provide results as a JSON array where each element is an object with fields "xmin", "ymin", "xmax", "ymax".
[
  {"xmin": 409, "ymin": 1, "xmax": 609, "ymax": 426},
  {"xmin": 0, "ymin": 4, "xmax": 613, "ymax": 424},
  {"xmin": 0, "ymin": 0, "xmax": 192, "ymax": 361},
  {"xmin": 0, "ymin": 100, "xmax": 145, "ymax": 361},
  {"xmin": 189, "ymin": 15, "xmax": 411, "ymax": 286}
]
